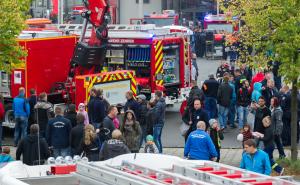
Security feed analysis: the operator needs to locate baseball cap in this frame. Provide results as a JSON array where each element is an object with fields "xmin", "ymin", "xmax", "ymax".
[{"xmin": 136, "ymin": 94, "xmax": 146, "ymax": 100}]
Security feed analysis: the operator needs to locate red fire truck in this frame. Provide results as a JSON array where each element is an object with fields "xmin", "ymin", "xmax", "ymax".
[
  {"xmin": 130, "ymin": 10, "xmax": 179, "ymax": 27},
  {"xmin": 104, "ymin": 24, "xmax": 192, "ymax": 104},
  {"xmin": 203, "ymin": 14, "xmax": 239, "ymax": 33},
  {"xmin": 1, "ymin": 32, "xmax": 137, "ymax": 128}
]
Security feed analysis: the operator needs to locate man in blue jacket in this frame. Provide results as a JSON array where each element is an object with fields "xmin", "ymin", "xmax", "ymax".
[
  {"xmin": 46, "ymin": 106, "xmax": 72, "ymax": 158},
  {"xmin": 13, "ymin": 87, "xmax": 30, "ymax": 146},
  {"xmin": 184, "ymin": 121, "xmax": 218, "ymax": 160},
  {"xmin": 240, "ymin": 139, "xmax": 271, "ymax": 175}
]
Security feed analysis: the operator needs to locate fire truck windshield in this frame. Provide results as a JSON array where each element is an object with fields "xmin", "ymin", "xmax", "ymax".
[{"xmin": 144, "ymin": 18, "xmax": 174, "ymax": 27}]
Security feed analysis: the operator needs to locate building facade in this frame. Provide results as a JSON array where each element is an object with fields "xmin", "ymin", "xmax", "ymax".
[
  {"xmin": 162, "ymin": 0, "xmax": 216, "ymax": 22},
  {"xmin": 118, "ymin": 0, "xmax": 162, "ymax": 24}
]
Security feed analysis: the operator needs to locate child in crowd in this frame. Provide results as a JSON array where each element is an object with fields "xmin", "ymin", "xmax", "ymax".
[
  {"xmin": 242, "ymin": 124, "xmax": 253, "ymax": 143},
  {"xmin": 0, "ymin": 146, "xmax": 14, "ymax": 163},
  {"xmin": 78, "ymin": 103, "xmax": 89, "ymax": 125},
  {"xmin": 209, "ymin": 119, "xmax": 224, "ymax": 162},
  {"xmin": 144, "ymin": 135, "xmax": 159, "ymax": 154}
]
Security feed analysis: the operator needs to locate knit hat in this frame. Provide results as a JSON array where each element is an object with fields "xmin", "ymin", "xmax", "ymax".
[
  {"xmin": 137, "ymin": 94, "xmax": 146, "ymax": 100},
  {"xmin": 146, "ymin": 135, "xmax": 154, "ymax": 142},
  {"xmin": 209, "ymin": 119, "xmax": 218, "ymax": 127}
]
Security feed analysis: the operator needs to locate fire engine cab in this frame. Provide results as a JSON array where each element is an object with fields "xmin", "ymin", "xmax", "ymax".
[
  {"xmin": 104, "ymin": 24, "xmax": 192, "ymax": 105},
  {"xmin": 130, "ymin": 10, "xmax": 179, "ymax": 27}
]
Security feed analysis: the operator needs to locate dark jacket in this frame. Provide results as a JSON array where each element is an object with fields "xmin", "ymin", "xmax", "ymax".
[
  {"xmin": 87, "ymin": 96, "xmax": 95, "ymax": 123},
  {"xmin": 90, "ymin": 97, "xmax": 106, "ymax": 124},
  {"xmin": 260, "ymin": 124, "xmax": 274, "ymax": 148},
  {"xmin": 280, "ymin": 91, "xmax": 291, "ymax": 116},
  {"xmin": 100, "ymin": 116, "xmax": 116, "ymax": 142},
  {"xmin": 202, "ymin": 78, "xmax": 219, "ymax": 98},
  {"xmin": 46, "ymin": 115, "xmax": 72, "ymax": 149},
  {"xmin": 182, "ymin": 108, "xmax": 209, "ymax": 132},
  {"xmin": 70, "ymin": 123, "xmax": 85, "ymax": 155},
  {"xmin": 99, "ymin": 139, "xmax": 130, "ymax": 161},
  {"xmin": 138, "ymin": 101, "xmax": 148, "ymax": 125},
  {"xmin": 216, "ymin": 66, "xmax": 230, "ymax": 79},
  {"xmin": 262, "ymin": 87, "xmax": 279, "ymax": 108},
  {"xmin": 16, "ymin": 134, "xmax": 49, "ymax": 165},
  {"xmin": 80, "ymin": 137, "xmax": 100, "ymax": 161},
  {"xmin": 146, "ymin": 108, "xmax": 156, "ymax": 135},
  {"xmin": 234, "ymin": 74, "xmax": 246, "ymax": 94},
  {"xmin": 64, "ymin": 111, "xmax": 77, "ymax": 128},
  {"xmin": 237, "ymin": 87, "xmax": 251, "ymax": 107},
  {"xmin": 124, "ymin": 98, "xmax": 140, "ymax": 118},
  {"xmin": 154, "ymin": 97, "xmax": 166, "ymax": 124},
  {"xmin": 28, "ymin": 95, "xmax": 37, "ymax": 124},
  {"xmin": 271, "ymin": 107, "xmax": 283, "ymax": 135},
  {"xmin": 217, "ymin": 82, "xmax": 233, "ymax": 107},
  {"xmin": 254, "ymin": 106, "xmax": 271, "ymax": 133},
  {"xmin": 188, "ymin": 86, "xmax": 205, "ymax": 106},
  {"xmin": 34, "ymin": 101, "xmax": 54, "ymax": 133},
  {"xmin": 209, "ymin": 128, "xmax": 224, "ymax": 150}
]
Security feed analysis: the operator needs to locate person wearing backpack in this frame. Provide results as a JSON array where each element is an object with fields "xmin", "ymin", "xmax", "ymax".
[{"xmin": 13, "ymin": 87, "xmax": 30, "ymax": 147}]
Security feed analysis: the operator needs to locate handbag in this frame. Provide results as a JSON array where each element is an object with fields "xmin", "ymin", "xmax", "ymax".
[
  {"xmin": 180, "ymin": 122, "xmax": 190, "ymax": 136},
  {"xmin": 180, "ymin": 110, "xmax": 191, "ymax": 136}
]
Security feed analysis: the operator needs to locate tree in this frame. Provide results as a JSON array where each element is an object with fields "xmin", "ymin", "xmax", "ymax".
[
  {"xmin": 221, "ymin": 0, "xmax": 300, "ymax": 160},
  {"xmin": 0, "ymin": 0, "xmax": 31, "ymax": 72}
]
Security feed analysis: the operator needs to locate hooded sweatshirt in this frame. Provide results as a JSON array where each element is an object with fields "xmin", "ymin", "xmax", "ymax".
[
  {"xmin": 99, "ymin": 139, "xmax": 130, "ymax": 161},
  {"xmin": 0, "ymin": 154, "xmax": 14, "ymax": 163},
  {"xmin": 154, "ymin": 97, "xmax": 166, "ymax": 124},
  {"xmin": 16, "ymin": 134, "xmax": 49, "ymax": 165},
  {"xmin": 251, "ymin": 82, "xmax": 262, "ymax": 103}
]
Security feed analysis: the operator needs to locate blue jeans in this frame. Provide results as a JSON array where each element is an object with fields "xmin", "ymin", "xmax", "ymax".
[
  {"xmin": 14, "ymin": 116, "xmax": 28, "ymax": 146},
  {"xmin": 264, "ymin": 146, "xmax": 283, "ymax": 174},
  {"xmin": 237, "ymin": 106, "xmax": 249, "ymax": 129},
  {"xmin": 153, "ymin": 123, "xmax": 164, "ymax": 153},
  {"xmin": 53, "ymin": 147, "xmax": 71, "ymax": 158},
  {"xmin": 204, "ymin": 97, "xmax": 217, "ymax": 119},
  {"xmin": 218, "ymin": 105, "xmax": 229, "ymax": 129},
  {"xmin": 228, "ymin": 103, "xmax": 236, "ymax": 126}
]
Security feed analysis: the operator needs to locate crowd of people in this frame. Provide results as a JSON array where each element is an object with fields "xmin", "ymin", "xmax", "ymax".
[
  {"xmin": 182, "ymin": 58, "xmax": 300, "ymax": 176},
  {"xmin": 0, "ymin": 87, "xmax": 166, "ymax": 165},
  {"xmin": 0, "ymin": 57, "xmax": 299, "ymax": 177}
]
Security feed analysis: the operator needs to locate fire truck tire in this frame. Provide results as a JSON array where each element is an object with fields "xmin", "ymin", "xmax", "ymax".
[{"xmin": 4, "ymin": 104, "xmax": 15, "ymax": 128}]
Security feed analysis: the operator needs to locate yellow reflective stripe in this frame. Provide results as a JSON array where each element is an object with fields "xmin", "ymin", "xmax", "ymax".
[
  {"xmin": 88, "ymin": 77, "xmax": 97, "ymax": 91},
  {"xmin": 155, "ymin": 62, "xmax": 163, "ymax": 75}
]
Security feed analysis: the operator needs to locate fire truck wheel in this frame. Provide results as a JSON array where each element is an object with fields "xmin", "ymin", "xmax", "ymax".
[{"xmin": 4, "ymin": 110, "xmax": 15, "ymax": 128}]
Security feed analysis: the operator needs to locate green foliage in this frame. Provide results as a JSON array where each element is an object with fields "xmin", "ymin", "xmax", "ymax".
[
  {"xmin": 221, "ymin": 0, "xmax": 300, "ymax": 87},
  {"xmin": 277, "ymin": 158, "xmax": 300, "ymax": 175},
  {"xmin": 0, "ymin": 0, "xmax": 31, "ymax": 72}
]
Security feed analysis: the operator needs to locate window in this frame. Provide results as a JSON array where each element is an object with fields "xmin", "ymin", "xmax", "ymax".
[{"xmin": 136, "ymin": 0, "xmax": 150, "ymax": 4}]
